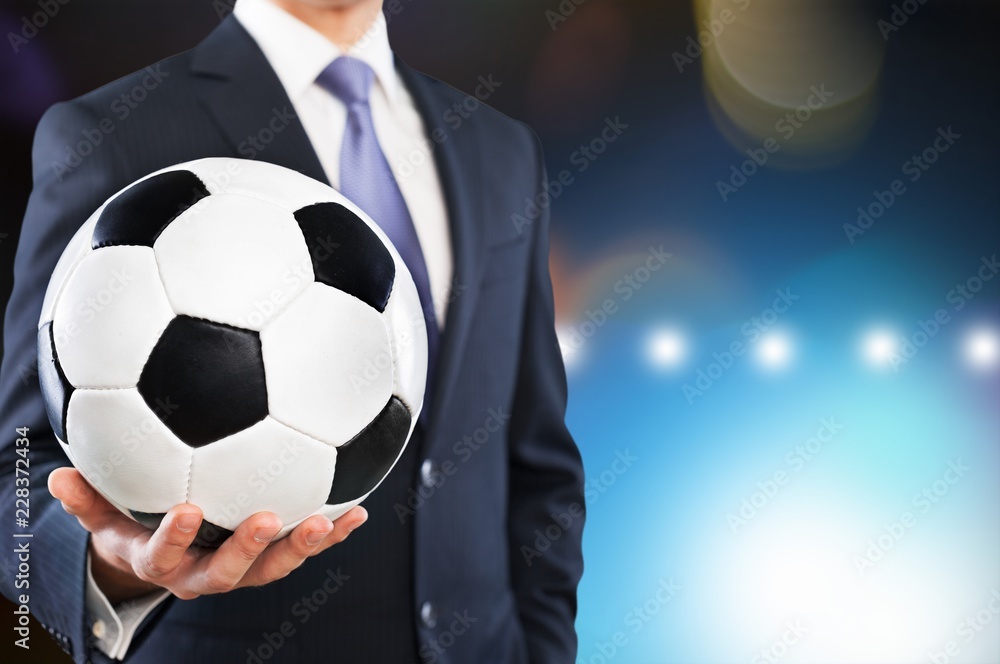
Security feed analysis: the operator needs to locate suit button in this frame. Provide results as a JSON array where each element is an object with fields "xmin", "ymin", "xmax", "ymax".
[
  {"xmin": 419, "ymin": 601, "xmax": 438, "ymax": 629},
  {"xmin": 419, "ymin": 459, "xmax": 437, "ymax": 489}
]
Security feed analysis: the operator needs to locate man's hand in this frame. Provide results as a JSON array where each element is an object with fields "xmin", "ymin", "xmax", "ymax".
[{"xmin": 48, "ymin": 467, "xmax": 367, "ymax": 604}]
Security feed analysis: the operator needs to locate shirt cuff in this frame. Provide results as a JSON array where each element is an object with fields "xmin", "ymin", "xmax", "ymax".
[{"xmin": 85, "ymin": 551, "xmax": 170, "ymax": 660}]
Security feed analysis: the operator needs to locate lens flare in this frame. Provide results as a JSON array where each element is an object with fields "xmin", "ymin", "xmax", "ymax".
[
  {"xmin": 647, "ymin": 328, "xmax": 686, "ymax": 369},
  {"xmin": 963, "ymin": 327, "xmax": 999, "ymax": 370},
  {"xmin": 557, "ymin": 326, "xmax": 583, "ymax": 369},
  {"xmin": 862, "ymin": 328, "xmax": 897, "ymax": 367},
  {"xmin": 756, "ymin": 331, "xmax": 792, "ymax": 370}
]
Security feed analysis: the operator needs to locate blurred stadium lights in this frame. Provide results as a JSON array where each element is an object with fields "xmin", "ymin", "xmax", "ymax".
[
  {"xmin": 755, "ymin": 330, "xmax": 793, "ymax": 370},
  {"xmin": 646, "ymin": 327, "xmax": 686, "ymax": 369},
  {"xmin": 963, "ymin": 326, "xmax": 999, "ymax": 370},
  {"xmin": 557, "ymin": 325, "xmax": 583, "ymax": 370},
  {"xmin": 862, "ymin": 327, "xmax": 898, "ymax": 368}
]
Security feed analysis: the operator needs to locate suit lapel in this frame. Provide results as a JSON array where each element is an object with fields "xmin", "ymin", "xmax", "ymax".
[
  {"xmin": 188, "ymin": 16, "xmax": 328, "ymax": 184},
  {"xmin": 397, "ymin": 60, "xmax": 487, "ymax": 434}
]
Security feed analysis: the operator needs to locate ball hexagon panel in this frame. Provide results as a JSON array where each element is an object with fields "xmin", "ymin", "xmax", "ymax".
[
  {"xmin": 92, "ymin": 170, "xmax": 210, "ymax": 249},
  {"xmin": 39, "ymin": 214, "xmax": 98, "ymax": 327},
  {"xmin": 52, "ymin": 246, "xmax": 175, "ymax": 389},
  {"xmin": 138, "ymin": 316, "xmax": 268, "ymax": 448},
  {"xmin": 188, "ymin": 417, "xmax": 338, "ymax": 532},
  {"xmin": 262, "ymin": 282, "xmax": 393, "ymax": 446},
  {"xmin": 327, "ymin": 396, "xmax": 412, "ymax": 505},
  {"xmin": 379, "ymin": 269, "xmax": 429, "ymax": 419},
  {"xmin": 67, "ymin": 388, "xmax": 193, "ymax": 514},
  {"xmin": 294, "ymin": 202, "xmax": 395, "ymax": 313},
  {"xmin": 154, "ymin": 194, "xmax": 313, "ymax": 331},
  {"xmin": 36, "ymin": 322, "xmax": 73, "ymax": 443}
]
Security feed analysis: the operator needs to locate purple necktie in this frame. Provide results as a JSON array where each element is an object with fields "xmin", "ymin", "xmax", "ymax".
[{"xmin": 317, "ymin": 56, "xmax": 439, "ymax": 407}]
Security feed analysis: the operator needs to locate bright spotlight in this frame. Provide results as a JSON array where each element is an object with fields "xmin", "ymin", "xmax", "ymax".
[
  {"xmin": 647, "ymin": 328, "xmax": 685, "ymax": 368},
  {"xmin": 756, "ymin": 331, "xmax": 792, "ymax": 370},
  {"xmin": 556, "ymin": 326, "xmax": 582, "ymax": 369},
  {"xmin": 862, "ymin": 328, "xmax": 897, "ymax": 367},
  {"xmin": 964, "ymin": 327, "xmax": 999, "ymax": 369}
]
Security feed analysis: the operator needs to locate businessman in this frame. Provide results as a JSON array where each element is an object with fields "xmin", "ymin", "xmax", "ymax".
[{"xmin": 0, "ymin": 0, "xmax": 584, "ymax": 662}]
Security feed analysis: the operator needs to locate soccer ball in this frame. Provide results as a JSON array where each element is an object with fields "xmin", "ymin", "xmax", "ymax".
[{"xmin": 37, "ymin": 158, "xmax": 427, "ymax": 546}]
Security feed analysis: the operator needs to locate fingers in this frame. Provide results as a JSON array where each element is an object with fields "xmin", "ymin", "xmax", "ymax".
[
  {"xmin": 52, "ymin": 466, "xmax": 370, "ymax": 597},
  {"xmin": 192, "ymin": 512, "xmax": 283, "ymax": 595},
  {"xmin": 48, "ymin": 468, "xmax": 129, "ymax": 535},
  {"xmin": 131, "ymin": 505, "xmax": 204, "ymax": 583},
  {"xmin": 312, "ymin": 506, "xmax": 368, "ymax": 555},
  {"xmin": 239, "ymin": 514, "xmax": 339, "ymax": 588},
  {"xmin": 49, "ymin": 468, "xmax": 106, "ymax": 516}
]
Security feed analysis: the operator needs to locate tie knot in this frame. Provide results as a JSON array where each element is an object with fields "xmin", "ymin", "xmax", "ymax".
[{"xmin": 317, "ymin": 56, "xmax": 375, "ymax": 107}]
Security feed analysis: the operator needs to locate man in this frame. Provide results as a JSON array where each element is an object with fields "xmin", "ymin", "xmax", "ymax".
[{"xmin": 0, "ymin": 0, "xmax": 584, "ymax": 662}]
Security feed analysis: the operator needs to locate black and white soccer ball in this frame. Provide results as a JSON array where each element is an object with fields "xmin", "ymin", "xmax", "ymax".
[{"xmin": 37, "ymin": 158, "xmax": 427, "ymax": 546}]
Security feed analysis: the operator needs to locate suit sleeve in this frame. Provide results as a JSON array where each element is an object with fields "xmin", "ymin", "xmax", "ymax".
[
  {"xmin": 0, "ymin": 99, "xmax": 162, "ymax": 664},
  {"xmin": 506, "ymin": 129, "xmax": 586, "ymax": 663}
]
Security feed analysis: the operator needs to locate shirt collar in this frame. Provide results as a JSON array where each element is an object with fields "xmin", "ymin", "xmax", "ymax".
[{"xmin": 234, "ymin": 0, "xmax": 399, "ymax": 105}]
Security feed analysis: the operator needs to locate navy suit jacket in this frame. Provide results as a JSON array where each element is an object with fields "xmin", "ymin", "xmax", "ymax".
[{"xmin": 0, "ymin": 15, "xmax": 584, "ymax": 664}]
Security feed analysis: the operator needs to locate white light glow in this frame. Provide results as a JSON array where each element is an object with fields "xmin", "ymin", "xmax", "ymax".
[
  {"xmin": 706, "ymin": 502, "xmax": 971, "ymax": 664},
  {"xmin": 756, "ymin": 331, "xmax": 793, "ymax": 370},
  {"xmin": 964, "ymin": 327, "xmax": 999, "ymax": 369},
  {"xmin": 863, "ymin": 328, "xmax": 897, "ymax": 367},
  {"xmin": 556, "ymin": 326, "xmax": 582, "ymax": 369},
  {"xmin": 647, "ymin": 328, "xmax": 685, "ymax": 368}
]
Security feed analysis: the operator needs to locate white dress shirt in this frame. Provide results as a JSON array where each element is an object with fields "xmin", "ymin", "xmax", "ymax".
[{"xmin": 86, "ymin": 0, "xmax": 452, "ymax": 657}]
